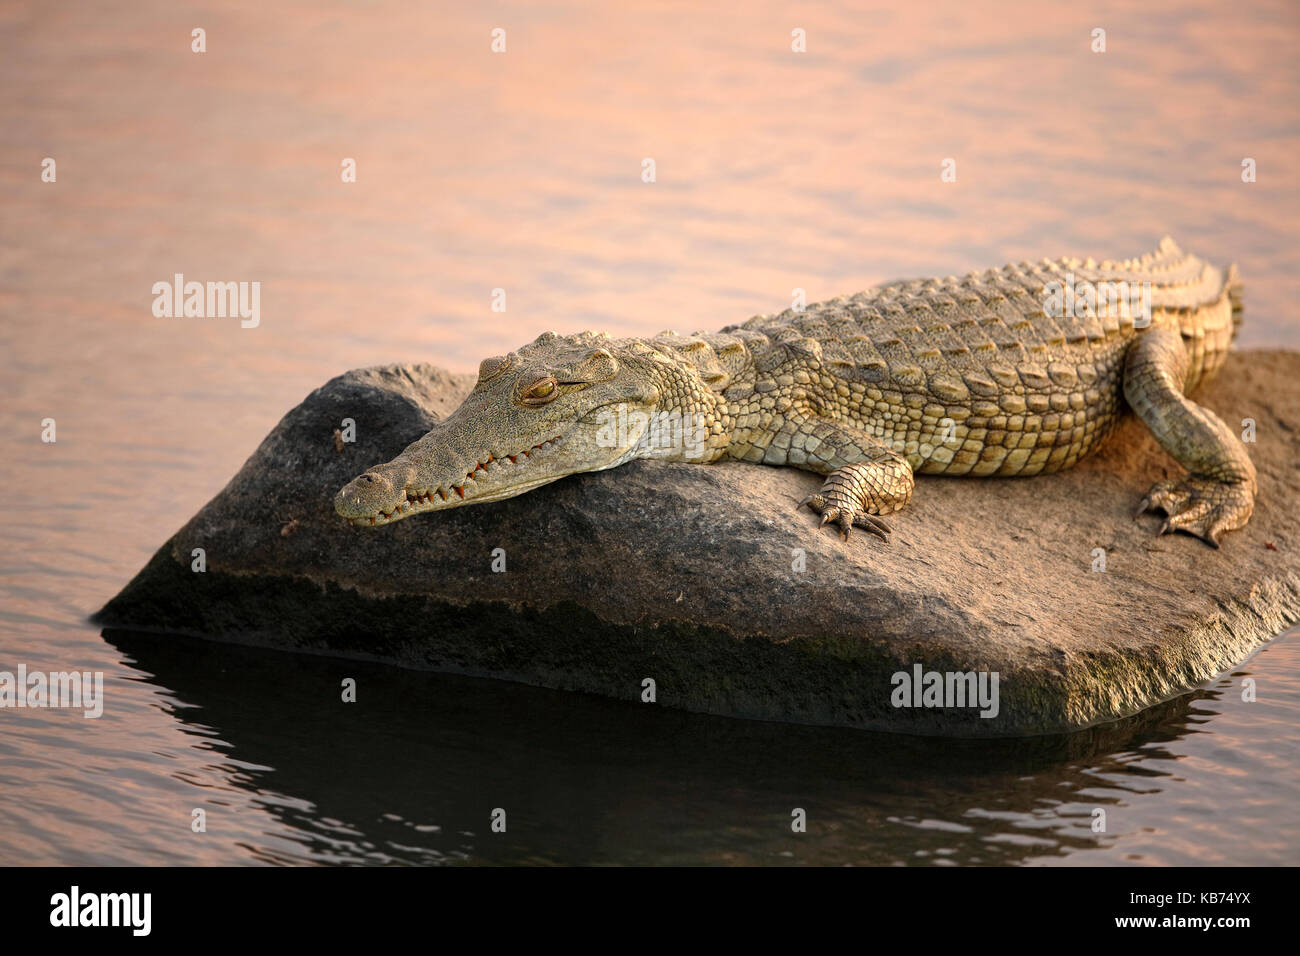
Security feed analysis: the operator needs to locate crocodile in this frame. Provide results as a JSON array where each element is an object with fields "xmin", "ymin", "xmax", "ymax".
[{"xmin": 335, "ymin": 237, "xmax": 1254, "ymax": 547}]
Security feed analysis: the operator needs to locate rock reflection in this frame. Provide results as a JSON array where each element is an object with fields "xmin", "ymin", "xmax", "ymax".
[{"xmin": 103, "ymin": 628, "xmax": 1226, "ymax": 865}]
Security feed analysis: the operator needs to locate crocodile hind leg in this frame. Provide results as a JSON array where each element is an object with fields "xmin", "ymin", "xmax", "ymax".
[
  {"xmin": 1124, "ymin": 327, "xmax": 1256, "ymax": 547},
  {"xmin": 784, "ymin": 419, "xmax": 914, "ymax": 541}
]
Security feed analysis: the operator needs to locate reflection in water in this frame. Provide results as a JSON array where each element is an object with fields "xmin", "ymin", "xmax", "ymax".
[{"xmin": 9, "ymin": 625, "xmax": 1271, "ymax": 867}]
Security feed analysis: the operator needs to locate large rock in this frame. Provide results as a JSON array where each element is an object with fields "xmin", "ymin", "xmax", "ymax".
[{"xmin": 95, "ymin": 351, "xmax": 1300, "ymax": 736}]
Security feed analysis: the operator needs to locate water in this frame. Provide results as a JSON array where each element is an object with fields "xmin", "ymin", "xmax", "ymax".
[
  {"xmin": 1, "ymin": 0, "xmax": 1298, "ymax": 865},
  {"xmin": 2, "ymin": 628, "xmax": 1298, "ymax": 865}
]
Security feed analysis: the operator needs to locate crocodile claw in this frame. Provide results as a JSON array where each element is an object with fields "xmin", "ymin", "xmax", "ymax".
[
  {"xmin": 799, "ymin": 492, "xmax": 891, "ymax": 543},
  {"xmin": 1134, "ymin": 477, "xmax": 1254, "ymax": 549}
]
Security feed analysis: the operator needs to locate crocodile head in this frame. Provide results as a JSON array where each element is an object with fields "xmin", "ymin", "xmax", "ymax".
[{"xmin": 334, "ymin": 332, "xmax": 663, "ymax": 526}]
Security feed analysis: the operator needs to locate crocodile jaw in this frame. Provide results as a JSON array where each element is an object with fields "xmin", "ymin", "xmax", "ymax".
[
  {"xmin": 336, "ymin": 433, "xmax": 572, "ymax": 526},
  {"xmin": 334, "ymin": 400, "xmax": 655, "ymax": 526}
]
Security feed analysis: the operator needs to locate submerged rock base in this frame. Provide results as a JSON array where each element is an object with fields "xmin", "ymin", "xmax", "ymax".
[{"xmin": 95, "ymin": 352, "xmax": 1300, "ymax": 736}]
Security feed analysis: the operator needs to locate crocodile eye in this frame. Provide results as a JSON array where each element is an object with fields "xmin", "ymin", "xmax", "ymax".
[{"xmin": 521, "ymin": 378, "xmax": 558, "ymax": 406}]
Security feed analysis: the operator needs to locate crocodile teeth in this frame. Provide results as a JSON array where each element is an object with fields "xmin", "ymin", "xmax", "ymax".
[{"xmin": 356, "ymin": 435, "xmax": 563, "ymax": 524}]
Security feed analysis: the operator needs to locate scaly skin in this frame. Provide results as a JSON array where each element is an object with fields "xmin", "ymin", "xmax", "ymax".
[{"xmin": 336, "ymin": 237, "xmax": 1254, "ymax": 547}]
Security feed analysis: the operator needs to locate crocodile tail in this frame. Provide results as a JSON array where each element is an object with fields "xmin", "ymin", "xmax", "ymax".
[{"xmin": 1225, "ymin": 262, "xmax": 1243, "ymax": 337}]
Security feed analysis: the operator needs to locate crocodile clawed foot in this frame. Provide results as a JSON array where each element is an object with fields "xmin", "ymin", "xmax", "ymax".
[
  {"xmin": 1133, "ymin": 476, "xmax": 1255, "ymax": 549},
  {"xmin": 799, "ymin": 492, "xmax": 892, "ymax": 543}
]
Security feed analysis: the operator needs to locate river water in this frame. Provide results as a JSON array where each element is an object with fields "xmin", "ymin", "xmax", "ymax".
[{"xmin": 1, "ymin": 0, "xmax": 1298, "ymax": 864}]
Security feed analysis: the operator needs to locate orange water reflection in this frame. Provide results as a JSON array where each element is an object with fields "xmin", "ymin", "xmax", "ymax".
[{"xmin": 0, "ymin": 0, "xmax": 1298, "ymax": 865}]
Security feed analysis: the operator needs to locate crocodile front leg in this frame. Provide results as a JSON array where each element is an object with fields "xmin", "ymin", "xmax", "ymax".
[
  {"xmin": 775, "ymin": 418, "xmax": 915, "ymax": 541},
  {"xmin": 1124, "ymin": 327, "xmax": 1256, "ymax": 547}
]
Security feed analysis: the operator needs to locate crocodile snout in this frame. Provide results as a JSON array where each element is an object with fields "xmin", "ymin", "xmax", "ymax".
[{"xmin": 334, "ymin": 470, "xmax": 405, "ymax": 519}]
